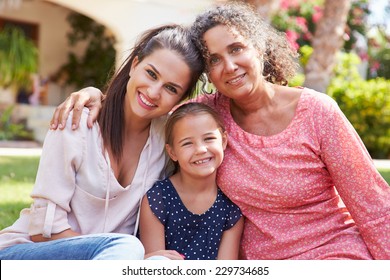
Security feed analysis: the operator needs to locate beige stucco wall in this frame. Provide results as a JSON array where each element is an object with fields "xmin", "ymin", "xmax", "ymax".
[{"xmin": 1, "ymin": 0, "xmax": 215, "ymax": 105}]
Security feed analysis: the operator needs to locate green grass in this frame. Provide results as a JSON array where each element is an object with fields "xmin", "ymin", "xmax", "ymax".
[
  {"xmin": 0, "ymin": 155, "xmax": 389, "ymax": 230},
  {"xmin": 0, "ymin": 156, "xmax": 38, "ymax": 229},
  {"xmin": 377, "ymin": 169, "xmax": 390, "ymax": 183}
]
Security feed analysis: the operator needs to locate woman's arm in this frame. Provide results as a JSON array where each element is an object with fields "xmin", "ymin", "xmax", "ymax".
[
  {"xmin": 217, "ymin": 217, "xmax": 244, "ymax": 260},
  {"xmin": 28, "ymin": 113, "xmax": 86, "ymax": 240},
  {"xmin": 30, "ymin": 229, "xmax": 80, "ymax": 242},
  {"xmin": 314, "ymin": 93, "xmax": 390, "ymax": 259},
  {"xmin": 50, "ymin": 87, "xmax": 103, "ymax": 130},
  {"xmin": 139, "ymin": 195, "xmax": 184, "ymax": 260}
]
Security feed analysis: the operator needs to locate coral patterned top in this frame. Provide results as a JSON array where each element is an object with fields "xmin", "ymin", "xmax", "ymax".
[{"xmin": 198, "ymin": 88, "xmax": 390, "ymax": 259}]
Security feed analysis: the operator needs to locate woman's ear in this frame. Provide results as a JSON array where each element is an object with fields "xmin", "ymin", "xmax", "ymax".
[
  {"xmin": 129, "ymin": 56, "xmax": 140, "ymax": 77},
  {"xmin": 165, "ymin": 144, "xmax": 178, "ymax": 162}
]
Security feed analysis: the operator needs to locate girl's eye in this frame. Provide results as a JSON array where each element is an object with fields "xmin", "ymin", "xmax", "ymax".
[
  {"xmin": 181, "ymin": 142, "xmax": 192, "ymax": 147},
  {"xmin": 165, "ymin": 84, "xmax": 178, "ymax": 94},
  {"xmin": 205, "ymin": 137, "xmax": 217, "ymax": 142},
  {"xmin": 146, "ymin": 69, "xmax": 157, "ymax": 79}
]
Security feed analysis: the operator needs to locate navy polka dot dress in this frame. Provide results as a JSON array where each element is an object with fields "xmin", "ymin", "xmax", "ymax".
[{"xmin": 146, "ymin": 178, "xmax": 242, "ymax": 260}]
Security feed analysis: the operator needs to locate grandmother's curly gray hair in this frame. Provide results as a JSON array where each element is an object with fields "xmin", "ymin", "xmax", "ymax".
[{"xmin": 190, "ymin": 1, "xmax": 300, "ymax": 85}]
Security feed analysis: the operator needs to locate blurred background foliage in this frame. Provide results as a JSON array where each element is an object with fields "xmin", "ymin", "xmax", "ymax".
[{"xmin": 271, "ymin": 0, "xmax": 389, "ymax": 158}]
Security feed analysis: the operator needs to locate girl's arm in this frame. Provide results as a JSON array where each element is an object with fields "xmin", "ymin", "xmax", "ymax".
[
  {"xmin": 217, "ymin": 217, "xmax": 244, "ymax": 260},
  {"xmin": 139, "ymin": 195, "xmax": 184, "ymax": 260}
]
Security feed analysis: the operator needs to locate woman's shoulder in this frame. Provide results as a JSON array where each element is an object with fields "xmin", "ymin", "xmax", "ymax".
[{"xmin": 301, "ymin": 87, "xmax": 338, "ymax": 107}]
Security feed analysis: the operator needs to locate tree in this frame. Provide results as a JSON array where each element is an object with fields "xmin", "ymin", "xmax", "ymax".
[{"xmin": 303, "ymin": 0, "xmax": 352, "ymax": 92}]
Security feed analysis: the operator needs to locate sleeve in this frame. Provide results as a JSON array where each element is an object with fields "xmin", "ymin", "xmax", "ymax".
[
  {"xmin": 28, "ymin": 111, "xmax": 87, "ymax": 238},
  {"xmin": 222, "ymin": 193, "xmax": 242, "ymax": 231},
  {"xmin": 146, "ymin": 183, "xmax": 167, "ymax": 225},
  {"xmin": 314, "ymin": 93, "xmax": 390, "ymax": 259}
]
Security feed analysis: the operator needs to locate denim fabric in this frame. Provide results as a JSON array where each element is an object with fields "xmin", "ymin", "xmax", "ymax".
[{"xmin": 0, "ymin": 233, "xmax": 144, "ymax": 260}]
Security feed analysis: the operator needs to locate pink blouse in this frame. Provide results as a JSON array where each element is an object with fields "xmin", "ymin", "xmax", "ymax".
[{"xmin": 198, "ymin": 88, "xmax": 390, "ymax": 259}]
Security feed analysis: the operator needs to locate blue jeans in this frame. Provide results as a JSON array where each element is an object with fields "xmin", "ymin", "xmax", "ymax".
[{"xmin": 0, "ymin": 233, "xmax": 144, "ymax": 260}]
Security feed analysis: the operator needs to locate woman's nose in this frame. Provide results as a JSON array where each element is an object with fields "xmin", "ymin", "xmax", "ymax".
[
  {"xmin": 147, "ymin": 84, "xmax": 161, "ymax": 99},
  {"xmin": 224, "ymin": 58, "xmax": 237, "ymax": 73}
]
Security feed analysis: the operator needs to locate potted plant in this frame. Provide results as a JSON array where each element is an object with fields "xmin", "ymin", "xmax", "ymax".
[{"xmin": 0, "ymin": 26, "xmax": 38, "ymax": 104}]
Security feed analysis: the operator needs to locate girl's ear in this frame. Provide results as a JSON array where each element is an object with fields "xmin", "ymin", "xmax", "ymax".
[
  {"xmin": 129, "ymin": 56, "xmax": 140, "ymax": 77},
  {"xmin": 222, "ymin": 131, "xmax": 228, "ymax": 150},
  {"xmin": 165, "ymin": 144, "xmax": 178, "ymax": 162}
]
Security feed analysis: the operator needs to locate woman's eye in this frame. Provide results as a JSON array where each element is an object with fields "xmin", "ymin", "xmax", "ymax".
[
  {"xmin": 209, "ymin": 56, "xmax": 220, "ymax": 65},
  {"xmin": 146, "ymin": 69, "xmax": 157, "ymax": 79},
  {"xmin": 231, "ymin": 46, "xmax": 243, "ymax": 53},
  {"xmin": 166, "ymin": 85, "xmax": 178, "ymax": 94}
]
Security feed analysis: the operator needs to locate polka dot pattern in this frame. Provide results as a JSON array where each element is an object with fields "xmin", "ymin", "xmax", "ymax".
[{"xmin": 147, "ymin": 178, "xmax": 242, "ymax": 260}]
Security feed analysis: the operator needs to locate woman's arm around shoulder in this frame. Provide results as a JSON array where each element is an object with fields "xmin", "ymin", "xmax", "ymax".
[{"xmin": 50, "ymin": 87, "xmax": 104, "ymax": 130}]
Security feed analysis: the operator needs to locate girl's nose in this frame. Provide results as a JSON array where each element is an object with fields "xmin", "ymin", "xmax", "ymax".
[{"xmin": 195, "ymin": 143, "xmax": 207, "ymax": 154}]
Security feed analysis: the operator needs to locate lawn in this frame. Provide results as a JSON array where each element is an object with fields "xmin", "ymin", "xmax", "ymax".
[{"xmin": 0, "ymin": 155, "xmax": 390, "ymax": 230}]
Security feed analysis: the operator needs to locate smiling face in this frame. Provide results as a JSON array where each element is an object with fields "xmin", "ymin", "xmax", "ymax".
[
  {"xmin": 125, "ymin": 48, "xmax": 191, "ymax": 121},
  {"xmin": 166, "ymin": 113, "xmax": 227, "ymax": 179},
  {"xmin": 203, "ymin": 24, "xmax": 264, "ymax": 101}
]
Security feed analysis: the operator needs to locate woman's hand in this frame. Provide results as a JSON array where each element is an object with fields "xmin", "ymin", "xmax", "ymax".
[
  {"xmin": 50, "ymin": 87, "xmax": 104, "ymax": 130},
  {"xmin": 145, "ymin": 250, "xmax": 185, "ymax": 260}
]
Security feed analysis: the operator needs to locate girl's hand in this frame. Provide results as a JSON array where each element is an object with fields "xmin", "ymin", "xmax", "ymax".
[
  {"xmin": 145, "ymin": 250, "xmax": 185, "ymax": 260},
  {"xmin": 50, "ymin": 87, "xmax": 103, "ymax": 130}
]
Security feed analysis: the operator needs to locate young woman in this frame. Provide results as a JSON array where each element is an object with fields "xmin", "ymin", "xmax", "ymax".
[
  {"xmin": 49, "ymin": 3, "xmax": 390, "ymax": 260},
  {"xmin": 139, "ymin": 103, "xmax": 243, "ymax": 260},
  {"xmin": 0, "ymin": 24, "xmax": 205, "ymax": 260}
]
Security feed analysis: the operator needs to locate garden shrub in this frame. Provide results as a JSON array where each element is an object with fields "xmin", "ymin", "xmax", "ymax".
[{"xmin": 327, "ymin": 52, "xmax": 390, "ymax": 159}]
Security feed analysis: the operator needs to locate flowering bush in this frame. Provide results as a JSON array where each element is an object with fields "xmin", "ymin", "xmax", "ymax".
[
  {"xmin": 272, "ymin": 0, "xmax": 323, "ymax": 50},
  {"xmin": 272, "ymin": 0, "xmax": 370, "ymax": 51},
  {"xmin": 272, "ymin": 0, "xmax": 390, "ymax": 80}
]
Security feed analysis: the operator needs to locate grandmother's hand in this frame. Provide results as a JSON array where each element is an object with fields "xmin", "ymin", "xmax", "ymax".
[{"xmin": 50, "ymin": 87, "xmax": 103, "ymax": 130}]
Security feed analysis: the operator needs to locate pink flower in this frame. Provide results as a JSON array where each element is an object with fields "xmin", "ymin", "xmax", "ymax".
[
  {"xmin": 312, "ymin": 6, "xmax": 323, "ymax": 23},
  {"xmin": 280, "ymin": 0, "xmax": 290, "ymax": 10},
  {"xmin": 280, "ymin": 0, "xmax": 300, "ymax": 10},
  {"xmin": 285, "ymin": 30, "xmax": 300, "ymax": 50},
  {"xmin": 295, "ymin": 17, "xmax": 308, "ymax": 32},
  {"xmin": 358, "ymin": 52, "xmax": 368, "ymax": 61},
  {"xmin": 371, "ymin": 61, "xmax": 380, "ymax": 71}
]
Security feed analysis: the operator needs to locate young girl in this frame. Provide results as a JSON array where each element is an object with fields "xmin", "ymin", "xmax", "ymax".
[{"xmin": 139, "ymin": 102, "xmax": 244, "ymax": 260}]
